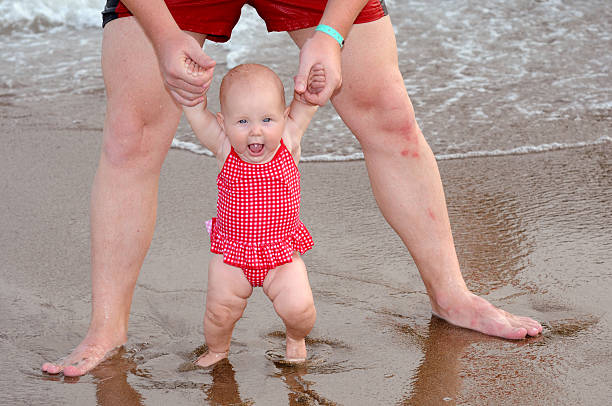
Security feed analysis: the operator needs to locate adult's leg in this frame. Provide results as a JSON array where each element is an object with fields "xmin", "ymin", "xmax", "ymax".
[
  {"xmin": 41, "ymin": 17, "xmax": 206, "ymax": 376},
  {"xmin": 289, "ymin": 17, "xmax": 542, "ymax": 339},
  {"xmin": 196, "ymin": 255, "xmax": 253, "ymax": 368},
  {"xmin": 263, "ymin": 253, "xmax": 316, "ymax": 361}
]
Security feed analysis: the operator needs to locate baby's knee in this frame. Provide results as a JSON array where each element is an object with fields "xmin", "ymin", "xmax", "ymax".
[
  {"xmin": 205, "ymin": 301, "xmax": 244, "ymax": 328},
  {"xmin": 280, "ymin": 298, "xmax": 316, "ymax": 326}
]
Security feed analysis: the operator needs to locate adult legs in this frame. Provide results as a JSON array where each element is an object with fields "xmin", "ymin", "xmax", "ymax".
[
  {"xmin": 263, "ymin": 253, "xmax": 316, "ymax": 361},
  {"xmin": 289, "ymin": 17, "xmax": 542, "ymax": 339},
  {"xmin": 196, "ymin": 255, "xmax": 253, "ymax": 368},
  {"xmin": 41, "ymin": 17, "xmax": 207, "ymax": 376}
]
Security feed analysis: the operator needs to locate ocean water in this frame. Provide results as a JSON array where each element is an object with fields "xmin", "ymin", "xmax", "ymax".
[{"xmin": 1, "ymin": 0, "xmax": 610, "ymax": 161}]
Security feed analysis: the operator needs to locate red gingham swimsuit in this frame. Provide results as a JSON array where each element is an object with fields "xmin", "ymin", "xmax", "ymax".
[{"xmin": 209, "ymin": 140, "xmax": 313, "ymax": 287}]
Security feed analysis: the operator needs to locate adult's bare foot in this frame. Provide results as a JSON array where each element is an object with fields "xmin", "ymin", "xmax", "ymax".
[
  {"xmin": 431, "ymin": 290, "xmax": 543, "ymax": 339},
  {"xmin": 41, "ymin": 334, "xmax": 125, "ymax": 377}
]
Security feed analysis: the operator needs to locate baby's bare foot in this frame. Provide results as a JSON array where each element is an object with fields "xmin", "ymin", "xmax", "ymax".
[
  {"xmin": 195, "ymin": 350, "xmax": 228, "ymax": 368},
  {"xmin": 42, "ymin": 338, "xmax": 123, "ymax": 377},
  {"xmin": 432, "ymin": 291, "xmax": 543, "ymax": 339},
  {"xmin": 285, "ymin": 336, "xmax": 306, "ymax": 363}
]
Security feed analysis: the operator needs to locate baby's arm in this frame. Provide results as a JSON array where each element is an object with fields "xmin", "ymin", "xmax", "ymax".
[
  {"xmin": 182, "ymin": 59, "xmax": 225, "ymax": 155},
  {"xmin": 183, "ymin": 99, "xmax": 224, "ymax": 156},
  {"xmin": 284, "ymin": 64, "xmax": 325, "ymax": 150}
]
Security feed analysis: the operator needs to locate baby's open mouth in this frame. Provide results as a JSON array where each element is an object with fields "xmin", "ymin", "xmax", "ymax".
[{"xmin": 248, "ymin": 143, "xmax": 264, "ymax": 153}]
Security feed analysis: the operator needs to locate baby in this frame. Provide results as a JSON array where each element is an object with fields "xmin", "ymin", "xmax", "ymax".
[{"xmin": 183, "ymin": 62, "xmax": 324, "ymax": 367}]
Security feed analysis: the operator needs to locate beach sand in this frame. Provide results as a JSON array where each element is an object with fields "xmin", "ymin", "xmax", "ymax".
[{"xmin": 1, "ymin": 89, "xmax": 611, "ymax": 405}]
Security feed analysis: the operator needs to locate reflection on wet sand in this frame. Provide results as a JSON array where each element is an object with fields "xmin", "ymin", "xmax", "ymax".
[
  {"xmin": 448, "ymin": 183, "xmax": 535, "ymax": 296},
  {"xmin": 273, "ymin": 362, "xmax": 337, "ymax": 406},
  {"xmin": 402, "ymin": 316, "xmax": 473, "ymax": 405},
  {"xmin": 90, "ymin": 348, "xmax": 340, "ymax": 405},
  {"xmin": 401, "ymin": 316, "xmax": 549, "ymax": 405},
  {"xmin": 205, "ymin": 359, "xmax": 248, "ymax": 406},
  {"xmin": 91, "ymin": 349, "xmax": 145, "ymax": 406},
  {"xmin": 90, "ymin": 348, "xmax": 249, "ymax": 406}
]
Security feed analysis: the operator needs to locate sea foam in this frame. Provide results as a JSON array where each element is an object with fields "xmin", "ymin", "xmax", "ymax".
[
  {"xmin": 172, "ymin": 136, "xmax": 611, "ymax": 162},
  {"xmin": 0, "ymin": 0, "xmax": 104, "ymax": 32}
]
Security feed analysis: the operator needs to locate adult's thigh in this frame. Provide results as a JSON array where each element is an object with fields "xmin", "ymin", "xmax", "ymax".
[
  {"xmin": 290, "ymin": 17, "xmax": 418, "ymax": 151},
  {"xmin": 101, "ymin": 18, "xmax": 205, "ymax": 167}
]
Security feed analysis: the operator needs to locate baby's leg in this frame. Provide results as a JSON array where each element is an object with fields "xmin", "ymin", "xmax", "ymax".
[
  {"xmin": 263, "ymin": 253, "xmax": 316, "ymax": 362},
  {"xmin": 197, "ymin": 254, "xmax": 253, "ymax": 367}
]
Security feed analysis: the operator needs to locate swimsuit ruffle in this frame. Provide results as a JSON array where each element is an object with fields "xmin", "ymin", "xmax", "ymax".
[{"xmin": 208, "ymin": 217, "xmax": 314, "ymax": 270}]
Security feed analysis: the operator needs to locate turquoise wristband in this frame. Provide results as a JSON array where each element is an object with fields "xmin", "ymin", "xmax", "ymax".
[{"xmin": 315, "ymin": 24, "xmax": 344, "ymax": 48}]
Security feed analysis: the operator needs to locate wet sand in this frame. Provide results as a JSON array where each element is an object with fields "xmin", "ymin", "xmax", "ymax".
[{"xmin": 1, "ymin": 91, "xmax": 611, "ymax": 405}]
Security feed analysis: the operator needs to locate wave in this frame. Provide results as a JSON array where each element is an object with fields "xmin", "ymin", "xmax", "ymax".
[
  {"xmin": 436, "ymin": 136, "xmax": 612, "ymax": 161},
  {"xmin": 172, "ymin": 136, "xmax": 611, "ymax": 162},
  {"xmin": 171, "ymin": 139, "xmax": 214, "ymax": 157},
  {"xmin": 0, "ymin": 0, "xmax": 101, "ymax": 33},
  {"xmin": 0, "ymin": 0, "xmax": 265, "ymax": 34}
]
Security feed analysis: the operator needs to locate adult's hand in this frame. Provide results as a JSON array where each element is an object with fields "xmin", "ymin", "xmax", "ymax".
[
  {"xmin": 155, "ymin": 31, "xmax": 216, "ymax": 106},
  {"xmin": 294, "ymin": 31, "xmax": 342, "ymax": 106}
]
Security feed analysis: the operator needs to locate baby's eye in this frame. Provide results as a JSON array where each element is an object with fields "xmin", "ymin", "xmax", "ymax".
[
  {"xmin": 263, "ymin": 117, "xmax": 271, "ymax": 123},
  {"xmin": 238, "ymin": 119, "xmax": 247, "ymax": 124}
]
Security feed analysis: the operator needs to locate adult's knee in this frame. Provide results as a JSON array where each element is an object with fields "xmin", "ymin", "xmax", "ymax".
[
  {"xmin": 101, "ymin": 118, "xmax": 149, "ymax": 168},
  {"xmin": 101, "ymin": 114, "xmax": 171, "ymax": 170},
  {"xmin": 374, "ymin": 105, "xmax": 421, "ymax": 156},
  {"xmin": 342, "ymin": 78, "xmax": 422, "ymax": 154}
]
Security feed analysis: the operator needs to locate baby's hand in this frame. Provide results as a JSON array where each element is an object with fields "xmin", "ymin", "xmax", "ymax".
[
  {"xmin": 294, "ymin": 63, "xmax": 326, "ymax": 105},
  {"xmin": 184, "ymin": 57, "xmax": 205, "ymax": 76},
  {"xmin": 183, "ymin": 57, "xmax": 213, "ymax": 96},
  {"xmin": 307, "ymin": 63, "xmax": 326, "ymax": 95}
]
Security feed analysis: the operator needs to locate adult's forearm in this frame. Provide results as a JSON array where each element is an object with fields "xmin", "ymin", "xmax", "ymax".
[{"xmin": 318, "ymin": 0, "xmax": 369, "ymax": 39}]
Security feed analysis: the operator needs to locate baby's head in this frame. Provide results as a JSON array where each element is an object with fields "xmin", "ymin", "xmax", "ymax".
[{"xmin": 217, "ymin": 64, "xmax": 289, "ymax": 164}]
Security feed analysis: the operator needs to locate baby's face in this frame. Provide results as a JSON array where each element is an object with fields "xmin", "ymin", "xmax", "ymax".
[{"xmin": 219, "ymin": 78, "xmax": 288, "ymax": 164}]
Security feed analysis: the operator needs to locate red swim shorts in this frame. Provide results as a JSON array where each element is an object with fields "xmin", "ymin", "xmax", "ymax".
[{"xmin": 102, "ymin": 0, "xmax": 388, "ymax": 42}]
